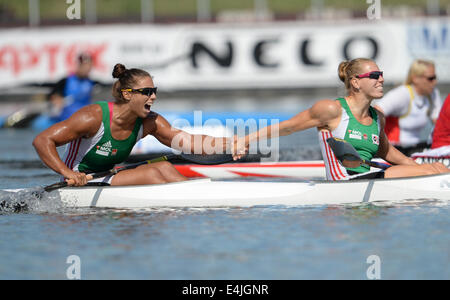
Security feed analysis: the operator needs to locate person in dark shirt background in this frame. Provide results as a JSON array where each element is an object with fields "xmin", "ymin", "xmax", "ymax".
[
  {"xmin": 49, "ymin": 53, "xmax": 96, "ymax": 121},
  {"xmin": 32, "ymin": 53, "xmax": 97, "ymax": 130}
]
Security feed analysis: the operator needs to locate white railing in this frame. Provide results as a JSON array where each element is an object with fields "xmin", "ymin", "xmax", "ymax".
[
  {"xmin": 141, "ymin": 0, "xmax": 154, "ymax": 23},
  {"xmin": 28, "ymin": 0, "xmax": 40, "ymax": 27}
]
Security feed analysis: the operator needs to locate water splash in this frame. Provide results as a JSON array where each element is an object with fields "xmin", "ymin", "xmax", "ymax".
[{"xmin": 0, "ymin": 187, "xmax": 65, "ymax": 214}]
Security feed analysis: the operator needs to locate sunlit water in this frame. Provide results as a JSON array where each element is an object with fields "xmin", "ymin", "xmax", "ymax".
[{"xmin": 0, "ymin": 97, "xmax": 449, "ymax": 280}]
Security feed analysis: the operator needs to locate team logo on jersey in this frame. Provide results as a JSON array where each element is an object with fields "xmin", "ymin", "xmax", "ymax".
[
  {"xmin": 348, "ymin": 130, "xmax": 362, "ymax": 140},
  {"xmin": 372, "ymin": 134, "xmax": 379, "ymax": 145},
  {"xmin": 363, "ymin": 134, "xmax": 368, "ymax": 140},
  {"xmin": 96, "ymin": 141, "xmax": 113, "ymax": 156}
]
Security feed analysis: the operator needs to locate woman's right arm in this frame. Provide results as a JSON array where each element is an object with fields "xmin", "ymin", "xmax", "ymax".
[
  {"xmin": 32, "ymin": 105, "xmax": 102, "ymax": 186},
  {"xmin": 233, "ymin": 99, "xmax": 341, "ymax": 158}
]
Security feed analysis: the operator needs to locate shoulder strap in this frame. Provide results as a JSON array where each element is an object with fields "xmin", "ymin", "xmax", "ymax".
[
  {"xmin": 426, "ymin": 94, "xmax": 433, "ymax": 118},
  {"xmin": 93, "ymin": 101, "xmax": 110, "ymax": 132},
  {"xmin": 133, "ymin": 116, "xmax": 143, "ymax": 139},
  {"xmin": 337, "ymin": 97, "xmax": 352, "ymax": 115},
  {"xmin": 369, "ymin": 106, "xmax": 378, "ymax": 122},
  {"xmin": 405, "ymin": 85, "xmax": 433, "ymax": 118},
  {"xmin": 400, "ymin": 85, "xmax": 414, "ymax": 119},
  {"xmin": 108, "ymin": 102, "xmax": 114, "ymax": 128}
]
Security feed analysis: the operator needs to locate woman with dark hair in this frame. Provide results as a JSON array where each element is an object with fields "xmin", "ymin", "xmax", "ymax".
[
  {"xmin": 233, "ymin": 58, "xmax": 448, "ymax": 180},
  {"xmin": 32, "ymin": 53, "xmax": 97, "ymax": 130},
  {"xmin": 33, "ymin": 64, "xmax": 229, "ymax": 187}
]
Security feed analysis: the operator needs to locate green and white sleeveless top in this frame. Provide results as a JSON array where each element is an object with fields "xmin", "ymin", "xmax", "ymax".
[
  {"xmin": 318, "ymin": 98, "xmax": 381, "ymax": 181},
  {"xmin": 62, "ymin": 101, "xmax": 144, "ymax": 173}
]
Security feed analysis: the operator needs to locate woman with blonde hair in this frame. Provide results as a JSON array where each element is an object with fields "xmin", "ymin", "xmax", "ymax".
[
  {"xmin": 233, "ymin": 58, "xmax": 448, "ymax": 180},
  {"xmin": 374, "ymin": 59, "xmax": 443, "ymax": 156}
]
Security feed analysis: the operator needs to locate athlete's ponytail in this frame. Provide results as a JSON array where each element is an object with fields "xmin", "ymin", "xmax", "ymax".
[
  {"xmin": 112, "ymin": 63, "xmax": 127, "ymax": 79},
  {"xmin": 338, "ymin": 58, "xmax": 374, "ymax": 91}
]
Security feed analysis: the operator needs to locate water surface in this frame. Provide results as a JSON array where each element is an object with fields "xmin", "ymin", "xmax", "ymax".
[{"xmin": 0, "ymin": 100, "xmax": 448, "ymax": 280}]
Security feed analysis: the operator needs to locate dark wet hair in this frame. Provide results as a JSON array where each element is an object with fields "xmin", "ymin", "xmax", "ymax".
[{"xmin": 112, "ymin": 63, "xmax": 151, "ymax": 103}]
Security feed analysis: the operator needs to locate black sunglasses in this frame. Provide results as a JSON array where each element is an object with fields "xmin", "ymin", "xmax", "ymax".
[
  {"xmin": 355, "ymin": 71, "xmax": 383, "ymax": 80},
  {"xmin": 426, "ymin": 75, "xmax": 437, "ymax": 81},
  {"xmin": 122, "ymin": 87, "xmax": 157, "ymax": 96}
]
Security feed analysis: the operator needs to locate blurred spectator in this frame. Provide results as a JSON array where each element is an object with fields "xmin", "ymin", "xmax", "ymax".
[
  {"xmin": 374, "ymin": 59, "xmax": 442, "ymax": 156},
  {"xmin": 32, "ymin": 53, "xmax": 97, "ymax": 130}
]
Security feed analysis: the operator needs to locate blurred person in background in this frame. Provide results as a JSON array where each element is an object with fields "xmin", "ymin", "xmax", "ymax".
[
  {"xmin": 374, "ymin": 59, "xmax": 442, "ymax": 156},
  {"xmin": 32, "ymin": 53, "xmax": 97, "ymax": 130},
  {"xmin": 410, "ymin": 94, "xmax": 450, "ymax": 165}
]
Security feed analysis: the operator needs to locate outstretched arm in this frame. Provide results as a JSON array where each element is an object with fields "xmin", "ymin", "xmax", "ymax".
[
  {"xmin": 233, "ymin": 99, "xmax": 341, "ymax": 158},
  {"xmin": 145, "ymin": 113, "xmax": 230, "ymax": 155}
]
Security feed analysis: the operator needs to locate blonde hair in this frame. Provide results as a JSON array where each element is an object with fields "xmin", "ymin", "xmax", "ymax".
[
  {"xmin": 338, "ymin": 58, "xmax": 375, "ymax": 91},
  {"xmin": 405, "ymin": 59, "xmax": 435, "ymax": 85}
]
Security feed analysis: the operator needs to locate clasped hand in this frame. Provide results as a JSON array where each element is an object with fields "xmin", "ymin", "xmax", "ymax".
[{"xmin": 231, "ymin": 136, "xmax": 249, "ymax": 160}]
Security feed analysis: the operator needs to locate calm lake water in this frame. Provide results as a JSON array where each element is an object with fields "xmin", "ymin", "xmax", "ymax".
[{"xmin": 0, "ymin": 95, "xmax": 449, "ymax": 280}]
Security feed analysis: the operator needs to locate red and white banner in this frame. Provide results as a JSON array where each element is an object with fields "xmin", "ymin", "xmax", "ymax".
[{"xmin": 0, "ymin": 18, "xmax": 449, "ymax": 90}]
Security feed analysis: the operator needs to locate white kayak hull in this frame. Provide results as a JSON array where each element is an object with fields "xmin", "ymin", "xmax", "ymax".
[{"xmin": 55, "ymin": 173, "xmax": 450, "ymax": 208}]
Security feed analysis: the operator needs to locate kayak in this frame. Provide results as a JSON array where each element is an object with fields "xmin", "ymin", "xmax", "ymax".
[
  {"xmin": 174, "ymin": 161, "xmax": 326, "ymax": 178},
  {"xmin": 173, "ymin": 158, "xmax": 450, "ymax": 179},
  {"xmin": 48, "ymin": 173, "xmax": 450, "ymax": 208}
]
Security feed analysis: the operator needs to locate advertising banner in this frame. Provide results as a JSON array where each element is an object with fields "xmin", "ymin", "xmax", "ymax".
[{"xmin": 0, "ymin": 18, "xmax": 448, "ymax": 90}]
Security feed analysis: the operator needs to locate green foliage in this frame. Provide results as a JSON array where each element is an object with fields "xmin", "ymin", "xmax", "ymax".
[{"xmin": 0, "ymin": 0, "xmax": 447, "ymax": 23}]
